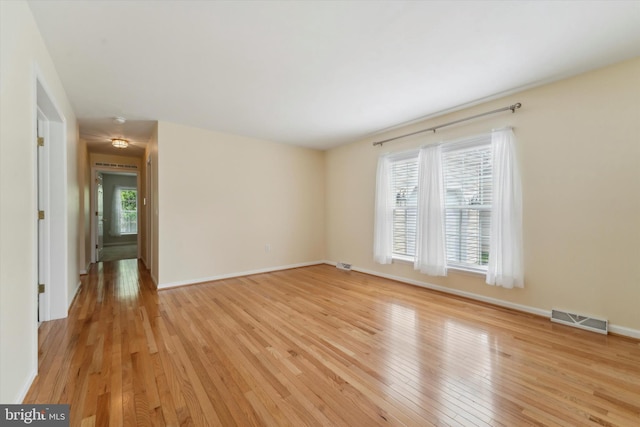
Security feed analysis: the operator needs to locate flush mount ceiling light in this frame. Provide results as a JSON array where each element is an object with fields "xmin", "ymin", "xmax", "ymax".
[{"xmin": 111, "ymin": 138, "xmax": 129, "ymax": 149}]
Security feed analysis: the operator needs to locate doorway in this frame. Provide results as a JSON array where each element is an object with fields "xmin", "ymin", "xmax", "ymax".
[
  {"xmin": 35, "ymin": 78, "xmax": 68, "ymax": 322},
  {"xmin": 92, "ymin": 170, "xmax": 140, "ymax": 263},
  {"xmin": 36, "ymin": 109, "xmax": 48, "ymax": 322}
]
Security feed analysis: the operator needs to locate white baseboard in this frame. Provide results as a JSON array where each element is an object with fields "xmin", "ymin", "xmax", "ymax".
[
  {"xmin": 158, "ymin": 261, "xmax": 326, "ymax": 290},
  {"xmin": 80, "ymin": 261, "xmax": 92, "ymax": 275},
  {"xmin": 609, "ymin": 324, "xmax": 640, "ymax": 339},
  {"xmin": 15, "ymin": 369, "xmax": 37, "ymax": 403},
  {"xmin": 151, "ymin": 272, "xmax": 158, "ymax": 286},
  {"xmin": 331, "ymin": 262, "xmax": 640, "ymax": 340},
  {"xmin": 68, "ymin": 280, "xmax": 81, "ymax": 310},
  {"xmin": 350, "ymin": 264, "xmax": 550, "ymax": 317}
]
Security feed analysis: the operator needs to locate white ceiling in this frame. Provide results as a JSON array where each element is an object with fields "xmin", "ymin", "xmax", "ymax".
[{"xmin": 28, "ymin": 1, "xmax": 640, "ymax": 151}]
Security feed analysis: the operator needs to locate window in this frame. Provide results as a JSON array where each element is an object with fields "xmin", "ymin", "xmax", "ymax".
[
  {"xmin": 374, "ymin": 128, "xmax": 522, "ymax": 287},
  {"xmin": 118, "ymin": 188, "xmax": 137, "ymax": 234},
  {"xmin": 391, "ymin": 156, "xmax": 418, "ymax": 259},
  {"xmin": 442, "ymin": 141, "xmax": 492, "ymax": 271},
  {"xmin": 385, "ymin": 138, "xmax": 492, "ymax": 272}
]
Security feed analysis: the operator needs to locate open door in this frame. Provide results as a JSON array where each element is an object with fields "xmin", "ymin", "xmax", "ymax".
[{"xmin": 96, "ymin": 172, "xmax": 104, "ymax": 261}]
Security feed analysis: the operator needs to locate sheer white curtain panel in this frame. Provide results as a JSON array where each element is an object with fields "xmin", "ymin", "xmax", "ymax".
[
  {"xmin": 486, "ymin": 128, "xmax": 524, "ymax": 288},
  {"xmin": 414, "ymin": 145, "xmax": 447, "ymax": 276},
  {"xmin": 373, "ymin": 154, "xmax": 394, "ymax": 264},
  {"xmin": 110, "ymin": 186, "xmax": 123, "ymax": 237}
]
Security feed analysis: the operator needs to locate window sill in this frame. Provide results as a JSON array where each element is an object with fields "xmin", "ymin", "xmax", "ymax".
[
  {"xmin": 391, "ymin": 257, "xmax": 487, "ymax": 278},
  {"xmin": 448, "ymin": 265, "xmax": 486, "ymax": 278},
  {"xmin": 392, "ymin": 255, "xmax": 414, "ymax": 265}
]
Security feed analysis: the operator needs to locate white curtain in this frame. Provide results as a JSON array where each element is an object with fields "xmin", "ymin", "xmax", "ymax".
[
  {"xmin": 373, "ymin": 154, "xmax": 394, "ymax": 264},
  {"xmin": 110, "ymin": 186, "xmax": 123, "ymax": 237},
  {"xmin": 414, "ymin": 145, "xmax": 447, "ymax": 276},
  {"xmin": 487, "ymin": 128, "xmax": 524, "ymax": 288}
]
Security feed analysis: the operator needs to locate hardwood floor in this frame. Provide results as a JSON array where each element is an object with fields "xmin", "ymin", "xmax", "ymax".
[{"xmin": 25, "ymin": 261, "xmax": 640, "ymax": 426}]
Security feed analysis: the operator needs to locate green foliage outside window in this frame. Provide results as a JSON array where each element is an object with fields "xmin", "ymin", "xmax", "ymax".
[{"xmin": 121, "ymin": 189, "xmax": 137, "ymax": 229}]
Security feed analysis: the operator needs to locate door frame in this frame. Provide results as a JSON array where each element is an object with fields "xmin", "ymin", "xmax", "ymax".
[
  {"xmin": 34, "ymin": 76, "xmax": 68, "ymax": 322},
  {"xmin": 90, "ymin": 167, "xmax": 141, "ymax": 263},
  {"xmin": 146, "ymin": 154, "xmax": 153, "ymax": 274},
  {"xmin": 36, "ymin": 108, "xmax": 50, "ymax": 323},
  {"xmin": 95, "ymin": 171, "xmax": 104, "ymax": 262}
]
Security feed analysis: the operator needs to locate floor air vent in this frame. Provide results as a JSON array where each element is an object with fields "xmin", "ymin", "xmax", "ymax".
[
  {"xmin": 336, "ymin": 262, "xmax": 352, "ymax": 271},
  {"xmin": 551, "ymin": 309, "xmax": 608, "ymax": 334}
]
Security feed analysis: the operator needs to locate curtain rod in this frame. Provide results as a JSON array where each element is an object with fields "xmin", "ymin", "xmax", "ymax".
[{"xmin": 372, "ymin": 102, "xmax": 522, "ymax": 147}]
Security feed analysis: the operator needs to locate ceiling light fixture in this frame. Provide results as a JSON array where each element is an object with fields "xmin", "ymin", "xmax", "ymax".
[{"xmin": 111, "ymin": 138, "xmax": 129, "ymax": 149}]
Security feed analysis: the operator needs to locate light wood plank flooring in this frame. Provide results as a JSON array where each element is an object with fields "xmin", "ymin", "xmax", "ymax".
[{"xmin": 25, "ymin": 260, "xmax": 640, "ymax": 426}]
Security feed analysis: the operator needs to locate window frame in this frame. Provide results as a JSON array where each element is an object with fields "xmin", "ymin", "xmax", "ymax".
[
  {"xmin": 118, "ymin": 187, "xmax": 138, "ymax": 235},
  {"xmin": 387, "ymin": 150, "xmax": 419, "ymax": 261},
  {"xmin": 441, "ymin": 137, "xmax": 492, "ymax": 273},
  {"xmin": 387, "ymin": 135, "xmax": 493, "ymax": 274}
]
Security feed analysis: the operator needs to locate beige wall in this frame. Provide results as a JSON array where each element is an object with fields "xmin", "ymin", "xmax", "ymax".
[
  {"xmin": 326, "ymin": 57, "xmax": 640, "ymax": 333},
  {"xmin": 0, "ymin": 1, "xmax": 79, "ymax": 402},
  {"xmin": 157, "ymin": 121, "xmax": 325, "ymax": 286}
]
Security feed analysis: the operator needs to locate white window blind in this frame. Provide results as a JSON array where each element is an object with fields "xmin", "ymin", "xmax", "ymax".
[
  {"xmin": 443, "ymin": 143, "xmax": 492, "ymax": 270},
  {"xmin": 391, "ymin": 157, "xmax": 419, "ymax": 258}
]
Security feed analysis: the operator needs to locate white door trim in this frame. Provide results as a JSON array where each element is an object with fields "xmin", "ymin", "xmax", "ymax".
[
  {"xmin": 35, "ymin": 75, "xmax": 68, "ymax": 322},
  {"xmin": 146, "ymin": 154, "xmax": 153, "ymax": 275},
  {"xmin": 90, "ymin": 167, "xmax": 141, "ymax": 263},
  {"xmin": 36, "ymin": 108, "xmax": 51, "ymax": 322}
]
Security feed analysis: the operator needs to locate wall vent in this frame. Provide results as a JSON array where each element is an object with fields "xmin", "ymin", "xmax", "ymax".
[
  {"xmin": 336, "ymin": 262, "xmax": 352, "ymax": 271},
  {"xmin": 551, "ymin": 309, "xmax": 608, "ymax": 335}
]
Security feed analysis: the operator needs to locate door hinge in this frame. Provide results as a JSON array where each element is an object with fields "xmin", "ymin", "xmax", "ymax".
[
  {"xmin": 37, "ymin": 137, "xmax": 44, "ymax": 147},
  {"xmin": 38, "ymin": 210, "xmax": 45, "ymax": 220},
  {"xmin": 96, "ymin": 244, "xmax": 98, "ymax": 249},
  {"xmin": 38, "ymin": 284, "xmax": 45, "ymax": 294},
  {"xmin": 95, "ymin": 211, "xmax": 98, "ymax": 216}
]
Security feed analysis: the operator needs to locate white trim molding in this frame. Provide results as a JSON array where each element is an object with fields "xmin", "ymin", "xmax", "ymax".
[
  {"xmin": 330, "ymin": 262, "xmax": 640, "ymax": 340},
  {"xmin": 609, "ymin": 325, "xmax": 640, "ymax": 340},
  {"xmin": 14, "ymin": 370, "xmax": 37, "ymax": 404},
  {"xmin": 68, "ymin": 280, "xmax": 81, "ymax": 310},
  {"xmin": 350, "ymin": 264, "xmax": 550, "ymax": 317},
  {"xmin": 158, "ymin": 261, "xmax": 326, "ymax": 290}
]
